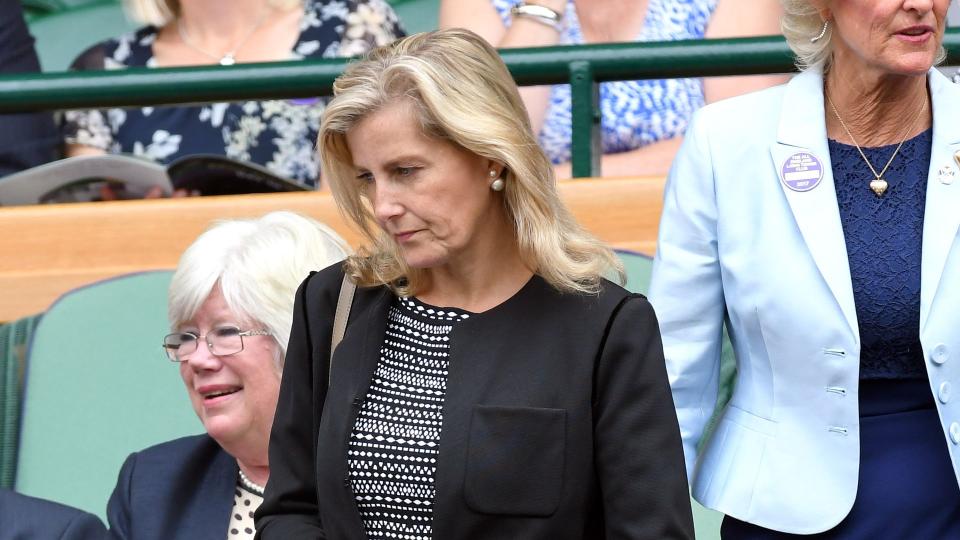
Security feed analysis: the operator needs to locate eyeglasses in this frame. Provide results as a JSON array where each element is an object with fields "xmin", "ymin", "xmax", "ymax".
[{"xmin": 162, "ymin": 326, "xmax": 270, "ymax": 362}]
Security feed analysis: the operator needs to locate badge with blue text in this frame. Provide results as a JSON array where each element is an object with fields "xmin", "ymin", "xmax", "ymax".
[{"xmin": 781, "ymin": 152, "xmax": 824, "ymax": 192}]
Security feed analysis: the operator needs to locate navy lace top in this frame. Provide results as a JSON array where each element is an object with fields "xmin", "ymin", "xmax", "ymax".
[{"xmin": 828, "ymin": 128, "xmax": 931, "ymax": 380}]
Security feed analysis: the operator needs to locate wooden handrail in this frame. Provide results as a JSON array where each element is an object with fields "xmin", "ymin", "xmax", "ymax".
[{"xmin": 0, "ymin": 176, "xmax": 664, "ymax": 322}]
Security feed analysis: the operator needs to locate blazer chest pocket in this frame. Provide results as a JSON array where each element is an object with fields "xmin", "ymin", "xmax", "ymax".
[{"xmin": 464, "ymin": 405, "xmax": 566, "ymax": 517}]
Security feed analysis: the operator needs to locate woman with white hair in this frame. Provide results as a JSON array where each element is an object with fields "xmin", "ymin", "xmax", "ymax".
[
  {"xmin": 62, "ymin": 0, "xmax": 403, "ymax": 190},
  {"xmin": 106, "ymin": 211, "xmax": 348, "ymax": 540},
  {"xmin": 255, "ymin": 29, "xmax": 693, "ymax": 539},
  {"xmin": 650, "ymin": 0, "xmax": 960, "ymax": 537}
]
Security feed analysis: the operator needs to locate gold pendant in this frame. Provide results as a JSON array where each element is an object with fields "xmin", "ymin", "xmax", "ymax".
[{"xmin": 870, "ymin": 178, "xmax": 888, "ymax": 197}]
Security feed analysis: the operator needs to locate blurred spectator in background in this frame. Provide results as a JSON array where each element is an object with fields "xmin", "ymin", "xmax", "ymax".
[
  {"xmin": 440, "ymin": 0, "xmax": 785, "ymax": 178},
  {"xmin": 107, "ymin": 212, "xmax": 347, "ymax": 540},
  {"xmin": 62, "ymin": 0, "xmax": 404, "ymax": 190},
  {"xmin": 0, "ymin": 489, "xmax": 109, "ymax": 540},
  {"xmin": 0, "ymin": 0, "xmax": 59, "ymax": 177}
]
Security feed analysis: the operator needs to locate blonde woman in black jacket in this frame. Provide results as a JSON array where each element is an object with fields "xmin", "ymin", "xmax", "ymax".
[{"xmin": 255, "ymin": 28, "xmax": 692, "ymax": 540}]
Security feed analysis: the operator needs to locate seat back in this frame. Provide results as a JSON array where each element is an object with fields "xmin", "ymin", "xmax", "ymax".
[
  {"xmin": 14, "ymin": 271, "xmax": 203, "ymax": 519},
  {"xmin": 0, "ymin": 315, "xmax": 43, "ymax": 489},
  {"xmin": 28, "ymin": 1, "xmax": 137, "ymax": 71}
]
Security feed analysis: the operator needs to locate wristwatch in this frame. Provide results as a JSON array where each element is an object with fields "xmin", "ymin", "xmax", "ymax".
[{"xmin": 509, "ymin": 1, "xmax": 564, "ymax": 31}]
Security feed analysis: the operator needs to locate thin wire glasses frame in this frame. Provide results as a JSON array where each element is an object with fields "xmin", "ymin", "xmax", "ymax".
[{"xmin": 162, "ymin": 326, "xmax": 271, "ymax": 362}]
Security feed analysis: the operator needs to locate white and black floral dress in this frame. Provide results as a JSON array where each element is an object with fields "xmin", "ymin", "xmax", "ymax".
[{"xmin": 62, "ymin": 0, "xmax": 404, "ymax": 188}]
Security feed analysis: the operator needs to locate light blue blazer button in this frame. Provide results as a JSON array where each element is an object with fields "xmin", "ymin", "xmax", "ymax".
[
  {"xmin": 950, "ymin": 422, "xmax": 960, "ymax": 445},
  {"xmin": 933, "ymin": 344, "xmax": 949, "ymax": 365},
  {"xmin": 940, "ymin": 382, "xmax": 953, "ymax": 404}
]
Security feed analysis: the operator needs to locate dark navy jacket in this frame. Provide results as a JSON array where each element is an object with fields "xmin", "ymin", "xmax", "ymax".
[
  {"xmin": 107, "ymin": 435, "xmax": 237, "ymax": 540},
  {"xmin": 0, "ymin": 489, "xmax": 109, "ymax": 540}
]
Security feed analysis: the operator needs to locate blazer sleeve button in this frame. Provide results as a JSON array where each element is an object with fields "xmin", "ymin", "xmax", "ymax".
[{"xmin": 933, "ymin": 343, "xmax": 949, "ymax": 365}]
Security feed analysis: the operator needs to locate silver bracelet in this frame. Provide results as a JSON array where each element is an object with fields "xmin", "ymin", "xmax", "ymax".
[{"xmin": 509, "ymin": 2, "xmax": 563, "ymax": 31}]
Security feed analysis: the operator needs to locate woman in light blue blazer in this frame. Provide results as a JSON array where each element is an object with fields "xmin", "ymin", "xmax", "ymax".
[{"xmin": 649, "ymin": 0, "xmax": 960, "ymax": 537}]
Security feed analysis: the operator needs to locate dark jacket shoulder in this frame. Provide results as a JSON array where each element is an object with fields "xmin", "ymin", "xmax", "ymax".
[
  {"xmin": 108, "ymin": 434, "xmax": 237, "ymax": 540},
  {"xmin": 0, "ymin": 489, "xmax": 109, "ymax": 540}
]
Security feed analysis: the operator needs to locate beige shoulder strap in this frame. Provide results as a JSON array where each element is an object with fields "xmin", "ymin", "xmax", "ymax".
[{"xmin": 330, "ymin": 274, "xmax": 356, "ymax": 386}]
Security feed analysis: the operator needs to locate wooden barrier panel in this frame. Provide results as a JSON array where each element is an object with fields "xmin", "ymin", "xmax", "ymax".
[{"xmin": 0, "ymin": 176, "xmax": 664, "ymax": 321}]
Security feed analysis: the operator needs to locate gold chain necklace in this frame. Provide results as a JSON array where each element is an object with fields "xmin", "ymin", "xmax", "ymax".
[
  {"xmin": 826, "ymin": 94, "xmax": 924, "ymax": 198},
  {"xmin": 176, "ymin": 10, "xmax": 269, "ymax": 66}
]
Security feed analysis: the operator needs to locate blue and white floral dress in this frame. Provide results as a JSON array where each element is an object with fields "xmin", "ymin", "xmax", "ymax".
[
  {"xmin": 491, "ymin": 0, "xmax": 717, "ymax": 164},
  {"xmin": 62, "ymin": 0, "xmax": 404, "ymax": 188}
]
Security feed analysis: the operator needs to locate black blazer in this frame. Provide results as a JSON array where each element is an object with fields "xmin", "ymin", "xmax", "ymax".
[
  {"xmin": 0, "ymin": 489, "xmax": 109, "ymax": 540},
  {"xmin": 256, "ymin": 263, "xmax": 693, "ymax": 539},
  {"xmin": 107, "ymin": 435, "xmax": 238, "ymax": 540}
]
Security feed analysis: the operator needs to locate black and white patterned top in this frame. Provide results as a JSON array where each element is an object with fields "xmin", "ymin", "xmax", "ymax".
[
  {"xmin": 228, "ymin": 481, "xmax": 263, "ymax": 539},
  {"xmin": 347, "ymin": 296, "xmax": 471, "ymax": 539}
]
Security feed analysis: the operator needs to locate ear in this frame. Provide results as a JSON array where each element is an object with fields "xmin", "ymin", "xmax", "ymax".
[
  {"xmin": 483, "ymin": 159, "xmax": 506, "ymax": 178},
  {"xmin": 808, "ymin": 0, "xmax": 831, "ymax": 20}
]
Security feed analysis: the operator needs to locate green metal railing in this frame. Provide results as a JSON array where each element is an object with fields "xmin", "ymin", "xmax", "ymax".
[{"xmin": 2, "ymin": 32, "xmax": 960, "ymax": 176}]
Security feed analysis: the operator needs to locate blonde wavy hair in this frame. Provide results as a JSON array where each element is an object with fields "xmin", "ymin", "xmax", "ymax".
[
  {"xmin": 781, "ymin": 0, "xmax": 946, "ymax": 71},
  {"xmin": 124, "ymin": 0, "xmax": 301, "ymax": 26},
  {"xmin": 318, "ymin": 28, "xmax": 623, "ymax": 296}
]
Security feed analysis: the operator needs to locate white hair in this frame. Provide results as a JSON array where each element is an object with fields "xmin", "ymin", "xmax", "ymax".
[
  {"xmin": 124, "ymin": 0, "xmax": 302, "ymax": 27},
  {"xmin": 780, "ymin": 0, "xmax": 833, "ymax": 70},
  {"xmin": 168, "ymin": 211, "xmax": 348, "ymax": 369}
]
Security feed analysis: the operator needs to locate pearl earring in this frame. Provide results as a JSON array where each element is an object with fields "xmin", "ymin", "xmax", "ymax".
[{"xmin": 489, "ymin": 170, "xmax": 505, "ymax": 192}]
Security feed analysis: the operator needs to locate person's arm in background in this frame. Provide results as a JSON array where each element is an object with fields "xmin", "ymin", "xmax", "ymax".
[
  {"xmin": 647, "ymin": 108, "xmax": 725, "ymax": 477},
  {"xmin": 439, "ymin": 0, "xmax": 564, "ymax": 136},
  {"xmin": 553, "ymin": 0, "xmax": 789, "ymax": 178},
  {"xmin": 556, "ymin": 0, "xmax": 787, "ymax": 179},
  {"xmin": 703, "ymin": 0, "xmax": 787, "ymax": 103},
  {"xmin": 0, "ymin": 0, "xmax": 59, "ymax": 175},
  {"xmin": 545, "ymin": 0, "xmax": 787, "ymax": 179}
]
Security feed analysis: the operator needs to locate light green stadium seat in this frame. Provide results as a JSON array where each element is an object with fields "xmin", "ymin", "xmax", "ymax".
[
  {"xmin": 388, "ymin": 0, "xmax": 439, "ymax": 34},
  {"xmin": 28, "ymin": 0, "xmax": 136, "ymax": 72},
  {"xmin": 14, "ymin": 271, "xmax": 203, "ymax": 520},
  {"xmin": 615, "ymin": 250, "xmax": 725, "ymax": 540},
  {"xmin": 0, "ymin": 314, "xmax": 43, "ymax": 489},
  {"xmin": 21, "ymin": 0, "xmax": 112, "ymax": 21}
]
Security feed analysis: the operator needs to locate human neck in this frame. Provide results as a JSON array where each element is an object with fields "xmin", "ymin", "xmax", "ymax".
[
  {"xmin": 221, "ymin": 430, "xmax": 271, "ymax": 487},
  {"xmin": 416, "ymin": 230, "xmax": 533, "ymax": 314},
  {"xmin": 177, "ymin": 0, "xmax": 272, "ymax": 45},
  {"xmin": 824, "ymin": 59, "xmax": 930, "ymax": 147},
  {"xmin": 235, "ymin": 455, "xmax": 270, "ymax": 488}
]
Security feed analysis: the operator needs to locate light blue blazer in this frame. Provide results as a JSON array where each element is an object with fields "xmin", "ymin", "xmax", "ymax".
[{"xmin": 649, "ymin": 67, "xmax": 960, "ymax": 534}]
